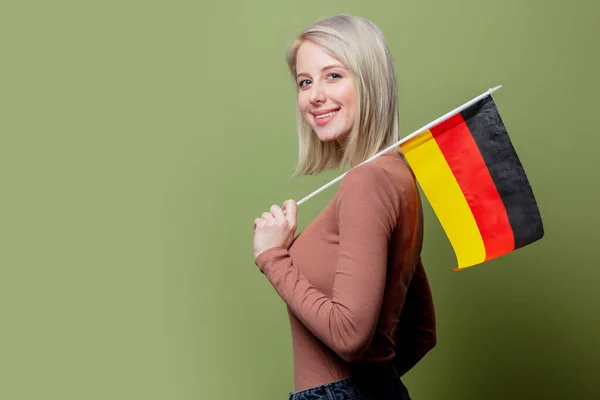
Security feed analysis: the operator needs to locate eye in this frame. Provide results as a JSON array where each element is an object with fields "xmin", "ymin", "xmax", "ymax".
[
  {"xmin": 298, "ymin": 79, "xmax": 311, "ymax": 88},
  {"xmin": 327, "ymin": 73, "xmax": 342, "ymax": 80}
]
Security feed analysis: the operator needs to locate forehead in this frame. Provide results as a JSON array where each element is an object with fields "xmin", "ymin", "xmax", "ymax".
[{"xmin": 295, "ymin": 40, "xmax": 344, "ymax": 72}]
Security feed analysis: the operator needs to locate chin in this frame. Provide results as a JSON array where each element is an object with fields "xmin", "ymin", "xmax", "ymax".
[
  {"xmin": 313, "ymin": 128, "xmax": 346, "ymax": 143},
  {"xmin": 316, "ymin": 134, "xmax": 340, "ymax": 142}
]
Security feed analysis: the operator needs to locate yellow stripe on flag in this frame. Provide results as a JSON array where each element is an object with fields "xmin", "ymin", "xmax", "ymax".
[{"xmin": 401, "ymin": 130, "xmax": 486, "ymax": 268}]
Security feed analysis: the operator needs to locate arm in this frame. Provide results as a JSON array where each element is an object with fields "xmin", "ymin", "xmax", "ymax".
[
  {"xmin": 393, "ymin": 258, "xmax": 436, "ymax": 376},
  {"xmin": 255, "ymin": 164, "xmax": 400, "ymax": 362}
]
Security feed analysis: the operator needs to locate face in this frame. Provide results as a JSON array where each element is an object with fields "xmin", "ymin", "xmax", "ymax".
[{"xmin": 295, "ymin": 40, "xmax": 356, "ymax": 144}]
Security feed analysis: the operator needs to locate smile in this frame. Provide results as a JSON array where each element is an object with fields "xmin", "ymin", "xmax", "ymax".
[
  {"xmin": 312, "ymin": 108, "xmax": 340, "ymax": 126},
  {"xmin": 315, "ymin": 110, "xmax": 338, "ymax": 119}
]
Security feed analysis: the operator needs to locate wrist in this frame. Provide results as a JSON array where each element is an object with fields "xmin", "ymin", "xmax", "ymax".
[{"xmin": 254, "ymin": 246, "xmax": 289, "ymax": 272}]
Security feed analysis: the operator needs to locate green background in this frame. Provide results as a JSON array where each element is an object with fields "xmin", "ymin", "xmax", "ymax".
[{"xmin": 1, "ymin": 0, "xmax": 598, "ymax": 399}]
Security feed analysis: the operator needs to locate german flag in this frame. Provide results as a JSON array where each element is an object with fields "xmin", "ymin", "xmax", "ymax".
[{"xmin": 400, "ymin": 95, "xmax": 544, "ymax": 270}]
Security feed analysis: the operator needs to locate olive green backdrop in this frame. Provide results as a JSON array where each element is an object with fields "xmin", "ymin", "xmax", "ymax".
[{"xmin": 1, "ymin": 0, "xmax": 598, "ymax": 399}]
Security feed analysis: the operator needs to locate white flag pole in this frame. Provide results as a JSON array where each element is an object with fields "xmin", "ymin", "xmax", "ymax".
[{"xmin": 289, "ymin": 85, "xmax": 502, "ymax": 208}]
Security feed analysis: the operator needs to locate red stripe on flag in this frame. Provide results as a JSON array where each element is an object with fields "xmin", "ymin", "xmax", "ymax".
[{"xmin": 430, "ymin": 114, "xmax": 515, "ymax": 261}]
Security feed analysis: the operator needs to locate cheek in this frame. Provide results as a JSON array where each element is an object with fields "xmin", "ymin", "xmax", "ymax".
[
  {"xmin": 297, "ymin": 93, "xmax": 310, "ymax": 113},
  {"xmin": 336, "ymin": 83, "xmax": 356, "ymax": 110}
]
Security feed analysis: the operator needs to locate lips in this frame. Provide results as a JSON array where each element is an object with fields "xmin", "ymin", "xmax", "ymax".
[{"xmin": 311, "ymin": 108, "xmax": 340, "ymax": 126}]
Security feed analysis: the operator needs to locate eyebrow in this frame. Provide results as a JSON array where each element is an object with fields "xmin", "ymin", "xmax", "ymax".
[{"xmin": 296, "ymin": 64, "xmax": 347, "ymax": 79}]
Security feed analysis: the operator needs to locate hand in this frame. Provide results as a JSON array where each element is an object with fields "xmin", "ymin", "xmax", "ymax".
[{"xmin": 253, "ymin": 199, "xmax": 298, "ymax": 260}]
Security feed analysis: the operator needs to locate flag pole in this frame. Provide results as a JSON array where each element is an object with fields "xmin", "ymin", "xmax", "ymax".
[{"xmin": 291, "ymin": 85, "xmax": 502, "ymax": 207}]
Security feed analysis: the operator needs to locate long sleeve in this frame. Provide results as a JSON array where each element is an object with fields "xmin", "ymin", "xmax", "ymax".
[{"xmin": 254, "ymin": 164, "xmax": 401, "ymax": 362}]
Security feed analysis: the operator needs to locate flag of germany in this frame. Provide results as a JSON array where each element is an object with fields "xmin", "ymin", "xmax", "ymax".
[{"xmin": 401, "ymin": 95, "xmax": 544, "ymax": 270}]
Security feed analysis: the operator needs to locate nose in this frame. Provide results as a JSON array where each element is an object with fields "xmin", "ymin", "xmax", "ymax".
[{"xmin": 308, "ymin": 82, "xmax": 326, "ymax": 105}]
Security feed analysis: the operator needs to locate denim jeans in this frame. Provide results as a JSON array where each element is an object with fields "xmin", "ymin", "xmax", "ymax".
[{"xmin": 287, "ymin": 364, "xmax": 411, "ymax": 400}]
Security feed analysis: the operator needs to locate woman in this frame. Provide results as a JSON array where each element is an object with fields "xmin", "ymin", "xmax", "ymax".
[{"xmin": 253, "ymin": 14, "xmax": 436, "ymax": 400}]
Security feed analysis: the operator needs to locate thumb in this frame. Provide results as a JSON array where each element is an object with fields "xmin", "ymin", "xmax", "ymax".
[{"xmin": 283, "ymin": 199, "xmax": 298, "ymax": 223}]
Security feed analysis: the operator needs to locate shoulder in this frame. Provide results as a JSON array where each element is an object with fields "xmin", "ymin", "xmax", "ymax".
[
  {"xmin": 339, "ymin": 154, "xmax": 413, "ymax": 199},
  {"xmin": 339, "ymin": 161, "xmax": 394, "ymax": 196},
  {"xmin": 336, "ymin": 161, "xmax": 399, "ymax": 215},
  {"xmin": 336, "ymin": 155, "xmax": 419, "ymax": 217}
]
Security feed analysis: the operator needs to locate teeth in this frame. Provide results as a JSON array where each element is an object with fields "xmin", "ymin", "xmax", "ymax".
[{"xmin": 316, "ymin": 111, "xmax": 337, "ymax": 119}]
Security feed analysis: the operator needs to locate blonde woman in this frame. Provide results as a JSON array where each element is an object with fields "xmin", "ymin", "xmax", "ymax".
[{"xmin": 253, "ymin": 14, "xmax": 436, "ymax": 400}]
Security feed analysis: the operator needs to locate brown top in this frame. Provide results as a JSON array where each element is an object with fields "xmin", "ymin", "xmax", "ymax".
[{"xmin": 255, "ymin": 152, "xmax": 436, "ymax": 392}]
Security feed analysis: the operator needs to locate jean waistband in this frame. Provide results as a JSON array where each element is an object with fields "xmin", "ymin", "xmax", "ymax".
[
  {"xmin": 288, "ymin": 364, "xmax": 406, "ymax": 400},
  {"xmin": 288, "ymin": 376, "xmax": 360, "ymax": 400}
]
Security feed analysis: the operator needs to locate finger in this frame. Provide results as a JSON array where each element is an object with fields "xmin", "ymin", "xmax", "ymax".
[
  {"xmin": 283, "ymin": 199, "xmax": 298, "ymax": 224},
  {"xmin": 254, "ymin": 218, "xmax": 265, "ymax": 230},
  {"xmin": 270, "ymin": 204, "xmax": 286, "ymax": 222},
  {"xmin": 261, "ymin": 212, "xmax": 274, "ymax": 221}
]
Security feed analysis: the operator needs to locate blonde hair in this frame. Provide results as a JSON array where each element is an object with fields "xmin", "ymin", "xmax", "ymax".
[{"xmin": 286, "ymin": 14, "xmax": 401, "ymax": 176}]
